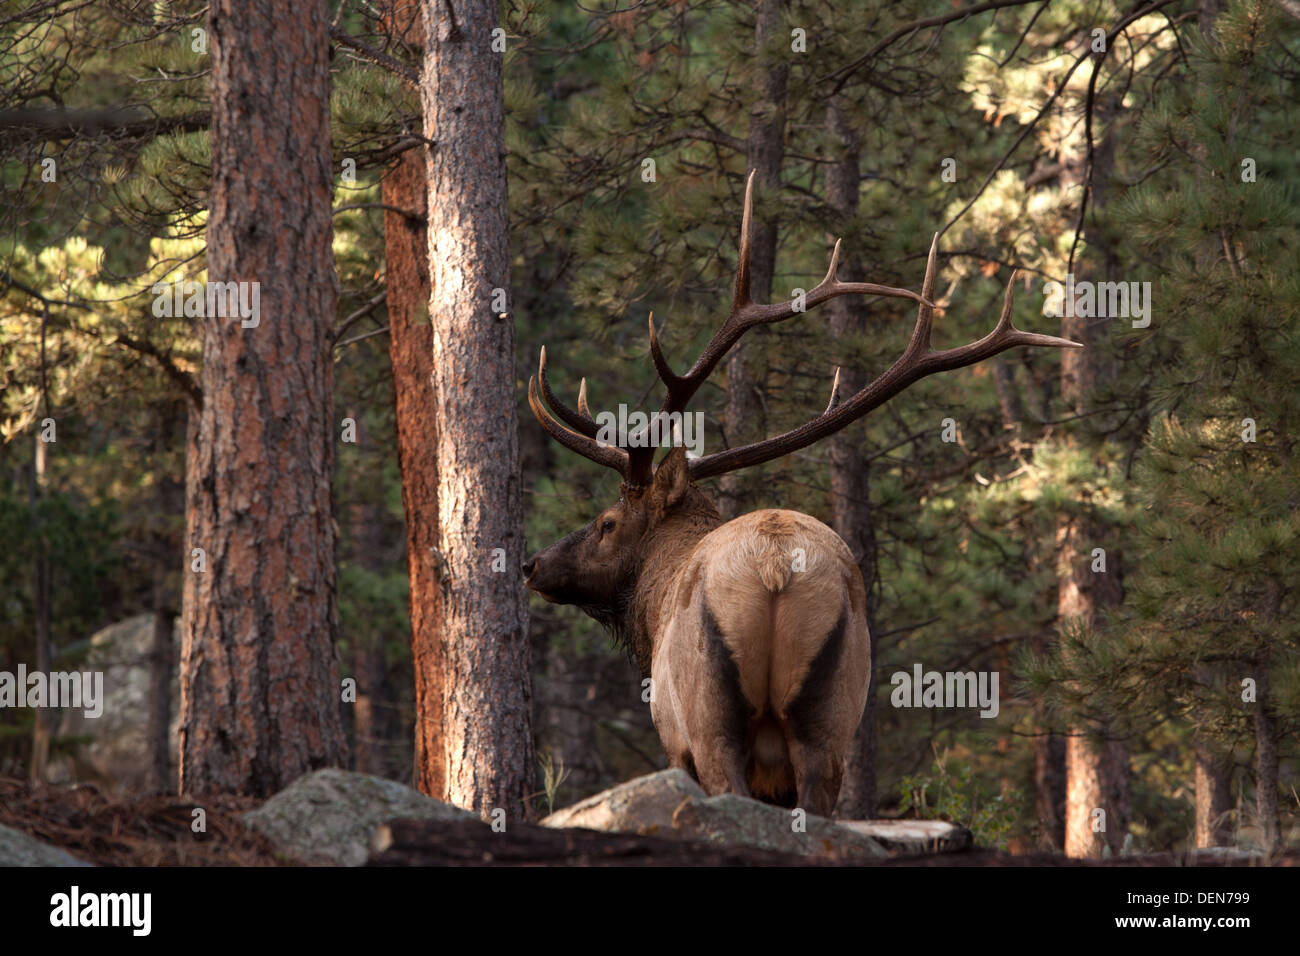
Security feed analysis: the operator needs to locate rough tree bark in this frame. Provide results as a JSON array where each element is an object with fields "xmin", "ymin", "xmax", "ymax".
[
  {"xmin": 719, "ymin": 0, "xmax": 787, "ymax": 519},
  {"xmin": 179, "ymin": 0, "xmax": 346, "ymax": 796},
  {"xmin": 419, "ymin": 0, "xmax": 535, "ymax": 818},
  {"xmin": 824, "ymin": 95, "xmax": 877, "ymax": 819},
  {"xmin": 380, "ymin": 0, "xmax": 443, "ymax": 794}
]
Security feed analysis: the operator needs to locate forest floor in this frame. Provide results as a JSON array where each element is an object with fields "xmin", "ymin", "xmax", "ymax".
[
  {"xmin": 2, "ymin": 775, "xmax": 1296, "ymax": 867},
  {"xmin": 0, "ymin": 775, "xmax": 286, "ymax": 866}
]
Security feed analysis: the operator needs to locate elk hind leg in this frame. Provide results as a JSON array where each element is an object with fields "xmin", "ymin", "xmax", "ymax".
[
  {"xmin": 782, "ymin": 604, "xmax": 849, "ymax": 817},
  {"xmin": 691, "ymin": 603, "xmax": 754, "ymax": 797},
  {"xmin": 783, "ymin": 736, "xmax": 842, "ymax": 817}
]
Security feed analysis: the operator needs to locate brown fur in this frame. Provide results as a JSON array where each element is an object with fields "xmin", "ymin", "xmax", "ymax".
[{"xmin": 524, "ymin": 447, "xmax": 871, "ymax": 816}]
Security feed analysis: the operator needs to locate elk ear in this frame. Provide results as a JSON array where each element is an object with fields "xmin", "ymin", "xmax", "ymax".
[{"xmin": 650, "ymin": 445, "xmax": 690, "ymax": 514}]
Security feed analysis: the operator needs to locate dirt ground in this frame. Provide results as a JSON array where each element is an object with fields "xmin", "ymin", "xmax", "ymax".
[{"xmin": 0, "ymin": 775, "xmax": 290, "ymax": 866}]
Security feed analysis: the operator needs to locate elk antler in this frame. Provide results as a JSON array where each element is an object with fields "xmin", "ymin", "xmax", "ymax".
[
  {"xmin": 528, "ymin": 169, "xmax": 1079, "ymax": 486},
  {"xmin": 528, "ymin": 346, "xmax": 633, "ymax": 478},
  {"xmin": 684, "ymin": 234, "xmax": 1082, "ymax": 479}
]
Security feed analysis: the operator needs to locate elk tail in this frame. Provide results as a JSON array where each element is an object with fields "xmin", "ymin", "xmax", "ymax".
[{"xmin": 752, "ymin": 512, "xmax": 800, "ymax": 593}]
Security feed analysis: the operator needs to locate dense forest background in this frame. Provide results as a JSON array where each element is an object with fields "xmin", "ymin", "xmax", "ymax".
[{"xmin": 1, "ymin": 0, "xmax": 1296, "ymax": 857}]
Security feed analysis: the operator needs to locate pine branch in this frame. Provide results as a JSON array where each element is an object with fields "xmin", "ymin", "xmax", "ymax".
[
  {"xmin": 330, "ymin": 27, "xmax": 420, "ymax": 87},
  {"xmin": 114, "ymin": 334, "xmax": 202, "ymax": 409}
]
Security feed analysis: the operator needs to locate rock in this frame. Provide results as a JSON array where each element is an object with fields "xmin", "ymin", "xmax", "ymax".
[
  {"xmin": 836, "ymin": 819, "xmax": 972, "ymax": 854},
  {"xmin": 47, "ymin": 614, "xmax": 180, "ymax": 794},
  {"xmin": 542, "ymin": 771, "xmax": 886, "ymax": 860},
  {"xmin": 371, "ymin": 816, "xmax": 845, "ymax": 866},
  {"xmin": 669, "ymin": 795, "xmax": 887, "ymax": 860},
  {"xmin": 0, "ymin": 824, "xmax": 93, "ymax": 867},
  {"xmin": 243, "ymin": 768, "xmax": 478, "ymax": 866},
  {"xmin": 540, "ymin": 769, "xmax": 705, "ymax": 835}
]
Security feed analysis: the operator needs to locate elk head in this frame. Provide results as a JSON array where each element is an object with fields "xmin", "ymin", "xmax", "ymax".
[{"xmin": 522, "ymin": 444, "xmax": 694, "ymax": 624}]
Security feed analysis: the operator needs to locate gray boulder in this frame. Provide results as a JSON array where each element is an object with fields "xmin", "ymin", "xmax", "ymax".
[
  {"xmin": 243, "ymin": 768, "xmax": 478, "ymax": 866},
  {"xmin": 0, "ymin": 824, "xmax": 93, "ymax": 867},
  {"xmin": 542, "ymin": 771, "xmax": 886, "ymax": 860},
  {"xmin": 669, "ymin": 795, "xmax": 887, "ymax": 860},
  {"xmin": 540, "ymin": 769, "xmax": 705, "ymax": 836},
  {"xmin": 47, "ymin": 614, "xmax": 180, "ymax": 794}
]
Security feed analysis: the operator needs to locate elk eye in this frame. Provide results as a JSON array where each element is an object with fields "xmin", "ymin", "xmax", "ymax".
[{"xmin": 601, "ymin": 518, "xmax": 616, "ymax": 535}]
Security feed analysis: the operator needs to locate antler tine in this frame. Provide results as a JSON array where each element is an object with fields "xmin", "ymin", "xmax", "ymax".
[
  {"xmin": 538, "ymin": 345, "xmax": 601, "ymax": 438},
  {"xmin": 733, "ymin": 170, "xmax": 756, "ymax": 311},
  {"xmin": 993, "ymin": 270, "xmax": 1019, "ymax": 333},
  {"xmin": 647, "ymin": 312, "xmax": 685, "ymax": 393},
  {"xmin": 824, "ymin": 367, "xmax": 843, "ymax": 414},
  {"xmin": 577, "ymin": 378, "xmax": 592, "ymax": 418},
  {"xmin": 528, "ymin": 370, "xmax": 629, "ymax": 477},
  {"xmin": 985, "ymin": 271, "xmax": 1083, "ymax": 352},
  {"xmin": 906, "ymin": 233, "xmax": 941, "ymax": 355},
  {"xmin": 821, "ymin": 239, "xmax": 843, "ymax": 286}
]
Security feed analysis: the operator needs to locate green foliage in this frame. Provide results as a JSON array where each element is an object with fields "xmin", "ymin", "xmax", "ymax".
[
  {"xmin": 899, "ymin": 750, "xmax": 1024, "ymax": 851},
  {"xmin": 1031, "ymin": 0, "xmax": 1300, "ymax": 843}
]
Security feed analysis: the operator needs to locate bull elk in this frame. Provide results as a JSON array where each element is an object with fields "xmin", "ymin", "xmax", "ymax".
[{"xmin": 524, "ymin": 172, "xmax": 1080, "ymax": 815}]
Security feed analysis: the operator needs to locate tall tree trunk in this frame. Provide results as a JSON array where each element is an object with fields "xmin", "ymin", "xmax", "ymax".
[
  {"xmin": 29, "ymin": 431, "xmax": 51, "ymax": 782},
  {"xmin": 719, "ymin": 0, "xmax": 787, "ymax": 519},
  {"xmin": 1253, "ymin": 678, "xmax": 1280, "ymax": 854},
  {"xmin": 1185, "ymin": 0, "xmax": 1244, "ymax": 853},
  {"xmin": 419, "ymin": 0, "xmax": 535, "ymax": 818},
  {"xmin": 1253, "ymin": 590, "xmax": 1281, "ymax": 852},
  {"xmin": 179, "ymin": 0, "xmax": 346, "ymax": 797},
  {"xmin": 148, "ymin": 400, "xmax": 185, "ymax": 793},
  {"xmin": 379, "ymin": 0, "xmax": 443, "ymax": 792},
  {"xmin": 343, "ymin": 410, "xmax": 402, "ymax": 779},
  {"xmin": 1057, "ymin": 97, "xmax": 1129, "ymax": 859},
  {"xmin": 825, "ymin": 95, "xmax": 876, "ymax": 819},
  {"xmin": 1033, "ymin": 702, "xmax": 1067, "ymax": 850},
  {"xmin": 1057, "ymin": 349, "xmax": 1129, "ymax": 857},
  {"xmin": 989, "ymin": 294, "xmax": 1066, "ymax": 848},
  {"xmin": 146, "ymin": 595, "xmax": 175, "ymax": 792},
  {"xmin": 1193, "ymin": 734, "xmax": 1233, "ymax": 847},
  {"xmin": 353, "ymin": 630, "xmax": 399, "ymax": 778}
]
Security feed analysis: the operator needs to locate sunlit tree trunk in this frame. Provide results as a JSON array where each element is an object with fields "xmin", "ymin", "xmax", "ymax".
[
  {"xmin": 380, "ymin": 0, "xmax": 444, "ymax": 793},
  {"xmin": 1193, "ymin": 733, "xmax": 1233, "ymax": 847},
  {"xmin": 179, "ymin": 0, "xmax": 345, "ymax": 796},
  {"xmin": 418, "ymin": 0, "xmax": 535, "ymax": 818}
]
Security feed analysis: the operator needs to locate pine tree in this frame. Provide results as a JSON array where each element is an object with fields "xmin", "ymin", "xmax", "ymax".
[{"xmin": 1034, "ymin": 0, "xmax": 1300, "ymax": 854}]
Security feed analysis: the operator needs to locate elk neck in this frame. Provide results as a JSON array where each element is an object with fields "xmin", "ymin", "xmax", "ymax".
[{"xmin": 623, "ymin": 485, "xmax": 722, "ymax": 678}]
